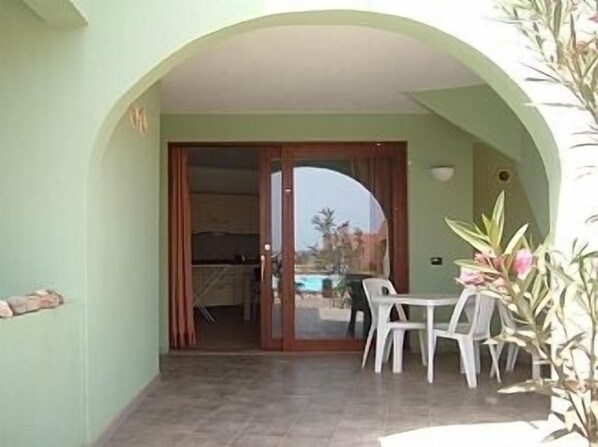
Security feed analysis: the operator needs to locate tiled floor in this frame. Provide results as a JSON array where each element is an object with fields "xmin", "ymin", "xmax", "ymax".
[
  {"xmin": 193, "ymin": 300, "xmax": 365, "ymax": 351},
  {"xmin": 194, "ymin": 307, "xmax": 260, "ymax": 351},
  {"xmin": 102, "ymin": 353, "xmax": 549, "ymax": 447}
]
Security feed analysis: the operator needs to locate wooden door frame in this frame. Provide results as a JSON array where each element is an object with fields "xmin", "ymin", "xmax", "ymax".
[
  {"xmin": 167, "ymin": 141, "xmax": 409, "ymax": 352},
  {"xmin": 258, "ymin": 146, "xmax": 283, "ymax": 350},
  {"xmin": 280, "ymin": 142, "xmax": 409, "ymax": 351}
]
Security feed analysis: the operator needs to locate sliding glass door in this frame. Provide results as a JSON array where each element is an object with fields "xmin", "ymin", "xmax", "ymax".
[{"xmin": 260, "ymin": 143, "xmax": 407, "ymax": 351}]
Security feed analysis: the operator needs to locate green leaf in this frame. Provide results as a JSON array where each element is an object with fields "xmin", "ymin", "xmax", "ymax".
[
  {"xmin": 556, "ymin": 332, "xmax": 587, "ymax": 358},
  {"xmin": 532, "ymin": 102, "xmax": 585, "ymax": 109},
  {"xmin": 582, "ymin": 53, "xmax": 598, "ymax": 80},
  {"xmin": 504, "ymin": 224, "xmax": 530, "ymax": 255},
  {"xmin": 543, "ymin": 428, "xmax": 571, "ymax": 442},
  {"xmin": 499, "ymin": 379, "xmax": 552, "ymax": 395},
  {"xmin": 491, "ymin": 192, "xmax": 505, "ymax": 246},
  {"xmin": 522, "ymin": 63, "xmax": 562, "ymax": 82},
  {"xmin": 455, "ymin": 260, "xmax": 497, "ymax": 274},
  {"xmin": 553, "ymin": 0, "xmax": 562, "ymax": 39},
  {"xmin": 545, "ymin": 262, "xmax": 575, "ymax": 284},
  {"xmin": 446, "ymin": 219, "xmax": 493, "ymax": 253},
  {"xmin": 533, "ymin": 292, "xmax": 552, "ymax": 318},
  {"xmin": 525, "ymin": 76, "xmax": 558, "ymax": 83},
  {"xmin": 479, "ymin": 289, "xmax": 504, "ymax": 300},
  {"xmin": 482, "ymin": 213, "xmax": 492, "ymax": 234},
  {"xmin": 570, "ymin": 13, "xmax": 577, "ymax": 49}
]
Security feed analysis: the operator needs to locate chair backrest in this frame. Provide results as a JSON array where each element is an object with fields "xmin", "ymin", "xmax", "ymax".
[
  {"xmin": 497, "ymin": 300, "xmax": 517, "ymax": 331},
  {"xmin": 362, "ymin": 278, "xmax": 407, "ymax": 324},
  {"xmin": 471, "ymin": 293, "xmax": 496, "ymax": 338},
  {"xmin": 447, "ymin": 288, "xmax": 495, "ymax": 338}
]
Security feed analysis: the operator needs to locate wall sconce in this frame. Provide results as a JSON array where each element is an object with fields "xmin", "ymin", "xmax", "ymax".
[{"xmin": 429, "ymin": 166, "xmax": 455, "ymax": 183}]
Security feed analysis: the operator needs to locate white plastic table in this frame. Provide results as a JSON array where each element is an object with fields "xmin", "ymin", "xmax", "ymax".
[{"xmin": 372, "ymin": 294, "xmax": 460, "ymax": 382}]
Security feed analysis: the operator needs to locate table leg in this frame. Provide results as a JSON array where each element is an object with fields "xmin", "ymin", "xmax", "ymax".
[
  {"xmin": 347, "ymin": 309, "xmax": 356, "ymax": 337},
  {"xmin": 364, "ymin": 308, "xmax": 372, "ymax": 340},
  {"xmin": 375, "ymin": 303, "xmax": 392, "ymax": 373},
  {"xmin": 427, "ymin": 306, "xmax": 435, "ymax": 383}
]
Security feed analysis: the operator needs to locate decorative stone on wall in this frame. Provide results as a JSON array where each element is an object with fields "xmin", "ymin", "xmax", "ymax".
[
  {"xmin": 0, "ymin": 289, "xmax": 63, "ymax": 318},
  {"xmin": 0, "ymin": 300, "xmax": 12, "ymax": 318}
]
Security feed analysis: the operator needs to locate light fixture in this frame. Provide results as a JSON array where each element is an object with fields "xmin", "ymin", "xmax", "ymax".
[
  {"xmin": 429, "ymin": 166, "xmax": 455, "ymax": 183},
  {"xmin": 497, "ymin": 169, "xmax": 512, "ymax": 184}
]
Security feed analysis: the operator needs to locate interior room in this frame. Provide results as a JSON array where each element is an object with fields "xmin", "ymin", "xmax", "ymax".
[
  {"xmin": 187, "ymin": 146, "xmax": 260, "ymax": 350},
  {"xmin": 157, "ymin": 26, "xmax": 550, "ymax": 359},
  {"xmin": 185, "ymin": 144, "xmax": 399, "ymax": 351}
]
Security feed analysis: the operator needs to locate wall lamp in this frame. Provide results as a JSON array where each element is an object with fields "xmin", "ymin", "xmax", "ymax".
[{"xmin": 429, "ymin": 166, "xmax": 455, "ymax": 183}]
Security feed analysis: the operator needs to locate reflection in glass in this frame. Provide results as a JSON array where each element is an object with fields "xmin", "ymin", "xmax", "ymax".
[
  {"xmin": 271, "ymin": 163, "xmax": 282, "ymax": 339},
  {"xmin": 293, "ymin": 159, "xmax": 390, "ymax": 340}
]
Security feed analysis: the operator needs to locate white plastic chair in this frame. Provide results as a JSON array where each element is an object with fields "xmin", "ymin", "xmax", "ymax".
[
  {"xmin": 362, "ymin": 278, "xmax": 427, "ymax": 373},
  {"xmin": 431, "ymin": 289, "xmax": 500, "ymax": 388},
  {"xmin": 494, "ymin": 302, "xmax": 543, "ymax": 380}
]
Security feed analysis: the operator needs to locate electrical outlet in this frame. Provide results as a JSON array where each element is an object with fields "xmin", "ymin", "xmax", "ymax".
[{"xmin": 430, "ymin": 257, "xmax": 443, "ymax": 266}]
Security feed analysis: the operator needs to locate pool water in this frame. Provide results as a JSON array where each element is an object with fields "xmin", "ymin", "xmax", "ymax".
[{"xmin": 295, "ymin": 274, "xmax": 341, "ymax": 293}]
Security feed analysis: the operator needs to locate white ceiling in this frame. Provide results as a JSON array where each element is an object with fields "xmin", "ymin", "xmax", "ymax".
[{"xmin": 161, "ymin": 25, "xmax": 483, "ymax": 114}]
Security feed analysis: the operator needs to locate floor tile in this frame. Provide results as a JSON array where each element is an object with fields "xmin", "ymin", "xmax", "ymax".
[
  {"xmin": 231, "ymin": 434, "xmax": 284, "ymax": 446},
  {"xmin": 282, "ymin": 436, "xmax": 332, "ymax": 447},
  {"xmin": 104, "ymin": 353, "xmax": 548, "ymax": 447}
]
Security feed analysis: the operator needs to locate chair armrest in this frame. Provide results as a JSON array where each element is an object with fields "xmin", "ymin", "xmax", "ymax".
[{"xmin": 447, "ymin": 291, "xmax": 475, "ymax": 333}]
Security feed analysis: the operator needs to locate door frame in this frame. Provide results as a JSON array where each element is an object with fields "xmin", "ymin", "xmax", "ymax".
[
  {"xmin": 168, "ymin": 141, "xmax": 409, "ymax": 352},
  {"xmin": 279, "ymin": 142, "xmax": 408, "ymax": 351},
  {"xmin": 258, "ymin": 145, "xmax": 283, "ymax": 350}
]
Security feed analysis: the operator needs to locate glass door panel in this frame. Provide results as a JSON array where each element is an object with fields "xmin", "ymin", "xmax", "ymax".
[
  {"xmin": 259, "ymin": 150, "xmax": 282, "ymax": 348},
  {"xmin": 261, "ymin": 143, "xmax": 405, "ymax": 351},
  {"xmin": 270, "ymin": 161, "xmax": 283, "ymax": 340},
  {"xmin": 292, "ymin": 158, "xmax": 391, "ymax": 341}
]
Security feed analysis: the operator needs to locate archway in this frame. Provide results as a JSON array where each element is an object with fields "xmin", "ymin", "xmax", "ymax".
[
  {"xmin": 90, "ymin": 10, "xmax": 560, "ymax": 211},
  {"xmin": 85, "ymin": 7, "xmax": 561, "ymax": 443}
]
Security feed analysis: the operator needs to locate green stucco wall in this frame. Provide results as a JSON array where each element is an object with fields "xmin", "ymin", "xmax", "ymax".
[
  {"xmin": 23, "ymin": 0, "xmax": 88, "ymax": 27},
  {"xmin": 412, "ymin": 85, "xmax": 551, "ymax": 236},
  {"xmin": 0, "ymin": 306, "xmax": 84, "ymax": 446},
  {"xmin": 413, "ymin": 86, "xmax": 523, "ymax": 160},
  {"xmin": 0, "ymin": 4, "xmax": 88, "ymax": 445},
  {"xmin": 519, "ymin": 131, "xmax": 551, "ymax": 238},
  {"xmin": 86, "ymin": 85, "xmax": 161, "ymax": 442},
  {"xmin": 474, "ymin": 143, "xmax": 545, "ymax": 243},
  {"xmin": 160, "ymin": 113, "xmax": 476, "ymax": 351},
  {"xmin": 0, "ymin": 2, "xmax": 569, "ymax": 445}
]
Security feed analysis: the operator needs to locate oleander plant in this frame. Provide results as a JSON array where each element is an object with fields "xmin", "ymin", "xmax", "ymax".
[
  {"xmin": 502, "ymin": 0, "xmax": 598, "ymax": 138},
  {"xmin": 447, "ymin": 192, "xmax": 598, "ymax": 445},
  {"xmin": 472, "ymin": 2, "xmax": 598, "ymax": 443}
]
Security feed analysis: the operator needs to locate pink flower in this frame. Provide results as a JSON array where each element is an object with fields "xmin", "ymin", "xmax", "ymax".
[
  {"xmin": 513, "ymin": 249, "xmax": 533, "ymax": 277},
  {"xmin": 492, "ymin": 255, "xmax": 504, "ymax": 269},
  {"xmin": 458, "ymin": 268, "xmax": 485, "ymax": 286},
  {"xmin": 474, "ymin": 252, "xmax": 503, "ymax": 269},
  {"xmin": 474, "ymin": 252, "xmax": 487, "ymax": 264}
]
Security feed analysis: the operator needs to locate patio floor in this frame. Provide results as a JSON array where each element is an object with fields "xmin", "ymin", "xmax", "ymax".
[{"xmin": 101, "ymin": 352, "xmax": 549, "ymax": 447}]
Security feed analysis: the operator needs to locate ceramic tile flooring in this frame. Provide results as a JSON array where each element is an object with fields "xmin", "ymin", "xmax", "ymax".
[{"xmin": 102, "ymin": 353, "xmax": 549, "ymax": 447}]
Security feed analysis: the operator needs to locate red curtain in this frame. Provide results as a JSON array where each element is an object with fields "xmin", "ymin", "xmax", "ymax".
[
  {"xmin": 168, "ymin": 147, "xmax": 196, "ymax": 349},
  {"xmin": 352, "ymin": 158, "xmax": 393, "ymax": 278},
  {"xmin": 351, "ymin": 158, "xmax": 392, "ymax": 218}
]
